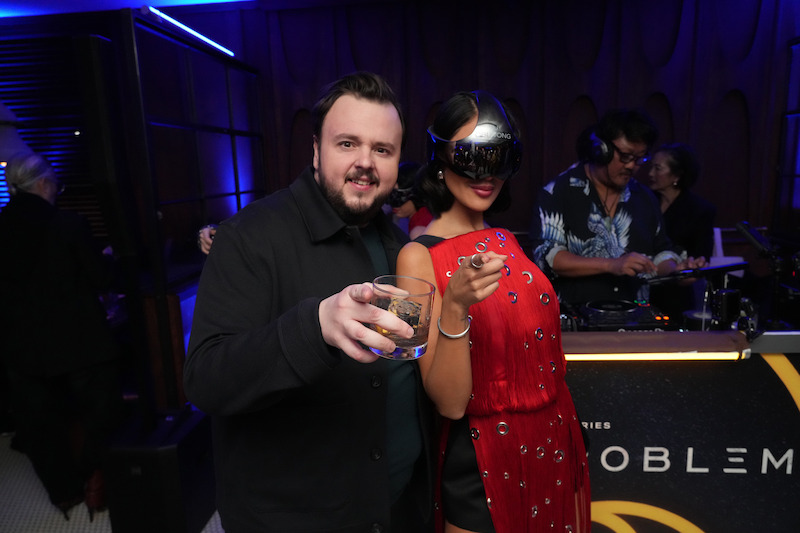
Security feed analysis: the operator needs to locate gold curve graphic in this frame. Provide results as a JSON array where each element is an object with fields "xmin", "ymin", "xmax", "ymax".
[
  {"xmin": 761, "ymin": 353, "xmax": 800, "ymax": 413},
  {"xmin": 592, "ymin": 500, "xmax": 705, "ymax": 532}
]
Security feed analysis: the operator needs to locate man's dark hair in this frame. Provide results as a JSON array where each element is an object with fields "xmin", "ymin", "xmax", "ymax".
[
  {"xmin": 311, "ymin": 71, "xmax": 405, "ymax": 146},
  {"xmin": 595, "ymin": 108, "xmax": 659, "ymax": 148}
]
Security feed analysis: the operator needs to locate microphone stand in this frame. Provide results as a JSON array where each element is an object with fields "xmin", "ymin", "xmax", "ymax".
[
  {"xmin": 735, "ymin": 221, "xmax": 791, "ymax": 331},
  {"xmin": 647, "ymin": 261, "xmax": 749, "ymax": 333}
]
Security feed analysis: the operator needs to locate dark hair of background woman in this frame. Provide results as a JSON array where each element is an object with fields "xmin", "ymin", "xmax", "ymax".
[{"xmin": 655, "ymin": 142, "xmax": 701, "ymax": 190}]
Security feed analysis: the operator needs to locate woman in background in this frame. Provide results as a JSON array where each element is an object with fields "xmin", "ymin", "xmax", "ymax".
[
  {"xmin": 647, "ymin": 143, "xmax": 716, "ymax": 315},
  {"xmin": 647, "ymin": 142, "xmax": 716, "ymax": 260}
]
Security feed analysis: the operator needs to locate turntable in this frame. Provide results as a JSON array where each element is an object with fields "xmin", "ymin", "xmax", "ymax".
[{"xmin": 575, "ymin": 299, "xmax": 673, "ymax": 331}]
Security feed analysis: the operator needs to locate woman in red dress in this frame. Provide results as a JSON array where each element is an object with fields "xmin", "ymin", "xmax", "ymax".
[{"xmin": 396, "ymin": 91, "xmax": 590, "ymax": 533}]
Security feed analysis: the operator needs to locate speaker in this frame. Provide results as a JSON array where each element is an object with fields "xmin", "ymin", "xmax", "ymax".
[{"xmin": 106, "ymin": 409, "xmax": 216, "ymax": 533}]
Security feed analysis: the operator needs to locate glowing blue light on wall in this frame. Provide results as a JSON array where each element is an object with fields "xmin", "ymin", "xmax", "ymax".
[
  {"xmin": 146, "ymin": 6, "xmax": 234, "ymax": 57},
  {"xmin": 794, "ymin": 178, "xmax": 800, "ymax": 210},
  {"xmin": 0, "ymin": 165, "xmax": 9, "ymax": 209}
]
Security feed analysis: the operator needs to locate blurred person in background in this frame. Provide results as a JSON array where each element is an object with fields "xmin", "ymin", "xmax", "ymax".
[
  {"xmin": 646, "ymin": 142, "xmax": 715, "ymax": 260},
  {"xmin": 0, "ymin": 151, "xmax": 123, "ymax": 521},
  {"xmin": 387, "ymin": 160, "xmax": 434, "ymax": 239},
  {"xmin": 646, "ymin": 142, "xmax": 715, "ymax": 315}
]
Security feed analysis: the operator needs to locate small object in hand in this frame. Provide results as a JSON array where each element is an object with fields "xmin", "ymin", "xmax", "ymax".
[
  {"xmin": 470, "ymin": 253, "xmax": 483, "ymax": 269},
  {"xmin": 373, "ymin": 297, "xmax": 421, "ymax": 335},
  {"xmin": 389, "ymin": 298, "xmax": 422, "ymax": 329}
]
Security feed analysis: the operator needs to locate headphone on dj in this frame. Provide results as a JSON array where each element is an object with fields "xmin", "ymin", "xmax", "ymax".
[{"xmin": 580, "ymin": 129, "xmax": 614, "ymax": 166}]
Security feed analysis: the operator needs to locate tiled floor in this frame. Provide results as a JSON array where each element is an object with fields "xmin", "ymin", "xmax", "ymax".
[{"xmin": 0, "ymin": 433, "xmax": 224, "ymax": 533}]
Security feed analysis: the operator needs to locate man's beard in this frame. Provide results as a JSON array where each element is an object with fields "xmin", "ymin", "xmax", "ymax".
[
  {"xmin": 318, "ymin": 167, "xmax": 390, "ymax": 226},
  {"xmin": 609, "ymin": 175, "xmax": 630, "ymax": 192},
  {"xmin": 601, "ymin": 167, "xmax": 631, "ymax": 193}
]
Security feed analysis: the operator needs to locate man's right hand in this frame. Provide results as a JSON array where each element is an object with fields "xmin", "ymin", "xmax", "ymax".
[
  {"xmin": 608, "ymin": 252, "xmax": 657, "ymax": 277},
  {"xmin": 318, "ymin": 283, "xmax": 414, "ymax": 363}
]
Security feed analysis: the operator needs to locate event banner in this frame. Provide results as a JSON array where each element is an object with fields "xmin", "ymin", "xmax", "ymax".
[{"xmin": 567, "ymin": 353, "xmax": 800, "ymax": 532}]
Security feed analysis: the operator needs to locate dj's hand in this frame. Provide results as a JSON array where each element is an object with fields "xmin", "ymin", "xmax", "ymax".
[
  {"xmin": 609, "ymin": 252, "xmax": 657, "ymax": 277},
  {"xmin": 678, "ymin": 255, "xmax": 708, "ymax": 270}
]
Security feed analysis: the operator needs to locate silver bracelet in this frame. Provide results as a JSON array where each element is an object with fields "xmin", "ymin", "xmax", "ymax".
[{"xmin": 437, "ymin": 316, "xmax": 471, "ymax": 339}]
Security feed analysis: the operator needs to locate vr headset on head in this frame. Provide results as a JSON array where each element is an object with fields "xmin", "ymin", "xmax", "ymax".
[{"xmin": 427, "ymin": 90, "xmax": 522, "ymax": 181}]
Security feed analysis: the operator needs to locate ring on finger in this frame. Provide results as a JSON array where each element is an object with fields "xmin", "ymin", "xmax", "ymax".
[{"xmin": 470, "ymin": 253, "xmax": 483, "ymax": 269}]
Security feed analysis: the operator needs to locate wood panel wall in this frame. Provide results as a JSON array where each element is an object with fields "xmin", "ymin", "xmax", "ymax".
[{"xmin": 172, "ymin": 0, "xmax": 800, "ymax": 237}]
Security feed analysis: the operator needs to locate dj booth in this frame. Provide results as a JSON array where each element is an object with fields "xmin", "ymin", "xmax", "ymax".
[
  {"xmin": 550, "ymin": 231, "xmax": 800, "ymax": 531},
  {"xmin": 562, "ymin": 326, "xmax": 800, "ymax": 532}
]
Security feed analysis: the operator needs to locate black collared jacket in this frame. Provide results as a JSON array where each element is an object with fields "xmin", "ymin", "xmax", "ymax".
[
  {"xmin": 0, "ymin": 192, "xmax": 117, "ymax": 376},
  {"xmin": 184, "ymin": 167, "xmax": 433, "ymax": 533}
]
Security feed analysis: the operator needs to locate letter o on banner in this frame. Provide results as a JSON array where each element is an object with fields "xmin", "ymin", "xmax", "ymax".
[{"xmin": 600, "ymin": 446, "xmax": 629, "ymax": 472}]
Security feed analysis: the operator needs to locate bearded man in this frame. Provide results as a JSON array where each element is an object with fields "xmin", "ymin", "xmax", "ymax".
[{"xmin": 184, "ymin": 72, "xmax": 434, "ymax": 533}]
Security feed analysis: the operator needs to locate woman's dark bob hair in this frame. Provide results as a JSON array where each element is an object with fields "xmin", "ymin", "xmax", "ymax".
[
  {"xmin": 654, "ymin": 142, "xmax": 701, "ymax": 190},
  {"xmin": 419, "ymin": 91, "xmax": 516, "ymax": 217}
]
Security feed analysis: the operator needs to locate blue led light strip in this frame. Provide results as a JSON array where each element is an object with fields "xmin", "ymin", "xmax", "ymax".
[
  {"xmin": 146, "ymin": 6, "xmax": 234, "ymax": 57},
  {"xmin": 0, "ymin": 165, "xmax": 9, "ymax": 210}
]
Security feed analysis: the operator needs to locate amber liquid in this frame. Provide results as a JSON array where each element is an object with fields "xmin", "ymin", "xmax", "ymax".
[{"xmin": 368, "ymin": 326, "xmax": 428, "ymax": 360}]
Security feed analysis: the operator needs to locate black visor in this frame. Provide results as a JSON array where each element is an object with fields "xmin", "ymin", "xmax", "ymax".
[{"xmin": 427, "ymin": 91, "xmax": 522, "ymax": 181}]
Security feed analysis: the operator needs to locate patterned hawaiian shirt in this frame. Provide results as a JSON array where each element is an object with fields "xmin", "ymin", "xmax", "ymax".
[{"xmin": 529, "ymin": 163, "xmax": 680, "ymax": 305}]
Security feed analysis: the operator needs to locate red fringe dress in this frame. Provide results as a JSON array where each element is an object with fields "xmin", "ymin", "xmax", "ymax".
[{"xmin": 426, "ymin": 228, "xmax": 590, "ymax": 533}]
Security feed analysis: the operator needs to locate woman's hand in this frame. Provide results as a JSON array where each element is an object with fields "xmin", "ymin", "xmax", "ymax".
[{"xmin": 443, "ymin": 251, "xmax": 508, "ymax": 311}]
